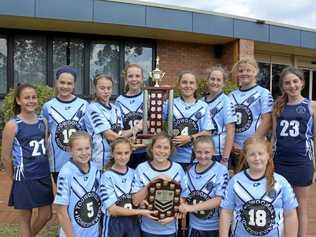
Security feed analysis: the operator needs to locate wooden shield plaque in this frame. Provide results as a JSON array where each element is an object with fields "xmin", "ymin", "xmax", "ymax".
[{"xmin": 147, "ymin": 178, "xmax": 181, "ymax": 219}]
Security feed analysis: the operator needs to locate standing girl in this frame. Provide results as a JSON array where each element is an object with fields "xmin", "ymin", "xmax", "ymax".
[
  {"xmin": 220, "ymin": 136, "xmax": 298, "ymax": 237},
  {"xmin": 272, "ymin": 66, "xmax": 316, "ymax": 237},
  {"xmin": 132, "ymin": 132, "xmax": 188, "ymax": 237},
  {"xmin": 115, "ymin": 64, "xmax": 146, "ymax": 169},
  {"xmin": 41, "ymin": 65, "xmax": 88, "ymax": 182},
  {"xmin": 100, "ymin": 137, "xmax": 155, "ymax": 237},
  {"xmin": 228, "ymin": 58, "xmax": 273, "ymax": 169},
  {"xmin": 166, "ymin": 71, "xmax": 214, "ymax": 168},
  {"xmin": 202, "ymin": 66, "xmax": 236, "ymax": 165},
  {"xmin": 54, "ymin": 131, "xmax": 102, "ymax": 237},
  {"xmin": 2, "ymin": 84, "xmax": 53, "ymax": 237},
  {"xmin": 84, "ymin": 74, "xmax": 141, "ymax": 170},
  {"xmin": 179, "ymin": 135, "xmax": 228, "ymax": 237}
]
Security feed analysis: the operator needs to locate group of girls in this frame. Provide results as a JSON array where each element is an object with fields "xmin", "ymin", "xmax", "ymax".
[{"xmin": 1, "ymin": 57, "xmax": 315, "ymax": 237}]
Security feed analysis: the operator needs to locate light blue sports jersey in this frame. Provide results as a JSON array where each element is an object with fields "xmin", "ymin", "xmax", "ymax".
[
  {"xmin": 132, "ymin": 161, "xmax": 188, "ymax": 235},
  {"xmin": 11, "ymin": 116, "xmax": 50, "ymax": 181},
  {"xmin": 187, "ymin": 161, "xmax": 228, "ymax": 231},
  {"xmin": 41, "ymin": 97, "xmax": 88, "ymax": 172},
  {"xmin": 228, "ymin": 85, "xmax": 273, "ymax": 147},
  {"xmin": 220, "ymin": 170, "xmax": 298, "ymax": 237},
  {"xmin": 164, "ymin": 97, "xmax": 214, "ymax": 164},
  {"xmin": 100, "ymin": 168, "xmax": 136, "ymax": 236},
  {"xmin": 203, "ymin": 92, "xmax": 237, "ymax": 156},
  {"xmin": 54, "ymin": 161, "xmax": 102, "ymax": 237},
  {"xmin": 84, "ymin": 101, "xmax": 123, "ymax": 170}
]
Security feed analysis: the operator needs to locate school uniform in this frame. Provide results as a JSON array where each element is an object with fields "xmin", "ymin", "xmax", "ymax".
[{"xmin": 9, "ymin": 116, "xmax": 53, "ymax": 209}]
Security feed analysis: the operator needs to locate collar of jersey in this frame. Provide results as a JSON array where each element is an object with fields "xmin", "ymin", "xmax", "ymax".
[
  {"xmin": 180, "ymin": 96, "xmax": 197, "ymax": 105},
  {"xmin": 123, "ymin": 91, "xmax": 142, "ymax": 98},
  {"xmin": 194, "ymin": 160, "xmax": 216, "ymax": 175},
  {"xmin": 148, "ymin": 160, "xmax": 172, "ymax": 172},
  {"xmin": 204, "ymin": 92, "xmax": 223, "ymax": 104},
  {"xmin": 70, "ymin": 159, "xmax": 91, "ymax": 175},
  {"xmin": 244, "ymin": 169, "xmax": 265, "ymax": 182},
  {"xmin": 97, "ymin": 100, "xmax": 112, "ymax": 110},
  {"xmin": 55, "ymin": 96, "xmax": 77, "ymax": 104},
  {"xmin": 239, "ymin": 84, "xmax": 258, "ymax": 92},
  {"xmin": 110, "ymin": 167, "xmax": 129, "ymax": 175}
]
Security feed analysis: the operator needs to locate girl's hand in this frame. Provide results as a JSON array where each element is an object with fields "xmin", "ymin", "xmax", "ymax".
[
  {"xmin": 172, "ymin": 135, "xmax": 191, "ymax": 146},
  {"xmin": 179, "ymin": 203, "xmax": 194, "ymax": 214},
  {"xmin": 138, "ymin": 209, "xmax": 158, "ymax": 220},
  {"xmin": 158, "ymin": 216, "xmax": 174, "ymax": 225},
  {"xmin": 154, "ymin": 174, "xmax": 172, "ymax": 182},
  {"xmin": 134, "ymin": 119, "xmax": 143, "ymax": 133}
]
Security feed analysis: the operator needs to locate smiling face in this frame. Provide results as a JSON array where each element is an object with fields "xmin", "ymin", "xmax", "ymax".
[
  {"xmin": 112, "ymin": 142, "xmax": 132, "ymax": 168},
  {"xmin": 151, "ymin": 137, "xmax": 171, "ymax": 164},
  {"xmin": 95, "ymin": 77, "xmax": 113, "ymax": 104},
  {"xmin": 194, "ymin": 141, "xmax": 214, "ymax": 168},
  {"xmin": 281, "ymin": 73, "xmax": 304, "ymax": 99},
  {"xmin": 208, "ymin": 70, "xmax": 225, "ymax": 95},
  {"xmin": 71, "ymin": 137, "xmax": 91, "ymax": 168},
  {"xmin": 16, "ymin": 87, "xmax": 38, "ymax": 114},
  {"xmin": 178, "ymin": 73, "xmax": 197, "ymax": 99},
  {"xmin": 126, "ymin": 66, "xmax": 143, "ymax": 93},
  {"xmin": 55, "ymin": 72, "xmax": 75, "ymax": 100},
  {"xmin": 237, "ymin": 63, "xmax": 257, "ymax": 89},
  {"xmin": 245, "ymin": 143, "xmax": 269, "ymax": 174}
]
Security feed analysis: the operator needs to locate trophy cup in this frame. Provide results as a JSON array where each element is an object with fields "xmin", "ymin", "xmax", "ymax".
[{"xmin": 137, "ymin": 56, "xmax": 174, "ymax": 139}]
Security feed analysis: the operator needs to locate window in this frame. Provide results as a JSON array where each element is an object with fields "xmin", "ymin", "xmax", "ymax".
[
  {"xmin": 90, "ymin": 42, "xmax": 120, "ymax": 95},
  {"xmin": 313, "ymin": 71, "xmax": 316, "ymax": 101},
  {"xmin": 14, "ymin": 35, "xmax": 47, "ymax": 86},
  {"xmin": 125, "ymin": 43, "xmax": 153, "ymax": 82},
  {"xmin": 53, "ymin": 38, "xmax": 85, "ymax": 94},
  {"xmin": 0, "ymin": 37, "xmax": 7, "ymax": 94},
  {"xmin": 301, "ymin": 69, "xmax": 310, "ymax": 98},
  {"xmin": 257, "ymin": 62, "xmax": 270, "ymax": 90},
  {"xmin": 271, "ymin": 64, "xmax": 287, "ymax": 99}
]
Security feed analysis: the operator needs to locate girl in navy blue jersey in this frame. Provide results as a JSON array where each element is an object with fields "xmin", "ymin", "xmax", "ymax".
[
  {"xmin": 272, "ymin": 66, "xmax": 316, "ymax": 237},
  {"xmin": 100, "ymin": 137, "xmax": 155, "ymax": 237},
  {"xmin": 2, "ymin": 84, "xmax": 53, "ymax": 237}
]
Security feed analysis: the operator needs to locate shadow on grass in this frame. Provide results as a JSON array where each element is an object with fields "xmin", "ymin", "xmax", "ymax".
[{"xmin": 0, "ymin": 223, "xmax": 57, "ymax": 236}]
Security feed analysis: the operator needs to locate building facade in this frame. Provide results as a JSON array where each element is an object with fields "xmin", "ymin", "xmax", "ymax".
[{"xmin": 1, "ymin": 0, "xmax": 316, "ymax": 99}]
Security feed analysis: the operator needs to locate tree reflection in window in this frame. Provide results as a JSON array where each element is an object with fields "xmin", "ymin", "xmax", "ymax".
[
  {"xmin": 53, "ymin": 39, "xmax": 84, "ymax": 94},
  {"xmin": 90, "ymin": 42, "xmax": 120, "ymax": 95},
  {"xmin": 0, "ymin": 38, "xmax": 7, "ymax": 94},
  {"xmin": 14, "ymin": 36, "xmax": 46, "ymax": 86}
]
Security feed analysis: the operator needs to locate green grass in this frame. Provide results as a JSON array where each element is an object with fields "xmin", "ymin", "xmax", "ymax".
[{"xmin": 0, "ymin": 223, "xmax": 57, "ymax": 236}]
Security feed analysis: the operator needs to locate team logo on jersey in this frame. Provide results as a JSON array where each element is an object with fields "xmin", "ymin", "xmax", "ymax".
[
  {"xmin": 235, "ymin": 104, "xmax": 253, "ymax": 133},
  {"xmin": 187, "ymin": 190, "xmax": 214, "ymax": 219},
  {"xmin": 296, "ymin": 106, "xmax": 306, "ymax": 114},
  {"xmin": 173, "ymin": 118, "xmax": 198, "ymax": 146},
  {"xmin": 115, "ymin": 193, "xmax": 133, "ymax": 209},
  {"xmin": 241, "ymin": 199, "xmax": 275, "ymax": 236},
  {"xmin": 55, "ymin": 120, "xmax": 82, "ymax": 151},
  {"xmin": 74, "ymin": 191, "xmax": 101, "ymax": 228},
  {"xmin": 206, "ymin": 181, "xmax": 214, "ymax": 192},
  {"xmin": 124, "ymin": 112, "xmax": 143, "ymax": 129},
  {"xmin": 195, "ymin": 111, "xmax": 202, "ymax": 119}
]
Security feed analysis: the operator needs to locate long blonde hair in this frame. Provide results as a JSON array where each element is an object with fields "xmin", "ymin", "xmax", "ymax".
[
  {"xmin": 272, "ymin": 66, "xmax": 304, "ymax": 118},
  {"xmin": 237, "ymin": 136, "xmax": 275, "ymax": 192},
  {"xmin": 231, "ymin": 57, "xmax": 258, "ymax": 84}
]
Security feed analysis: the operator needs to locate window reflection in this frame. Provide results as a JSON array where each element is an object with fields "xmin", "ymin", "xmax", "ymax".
[
  {"xmin": 313, "ymin": 71, "xmax": 316, "ymax": 101},
  {"xmin": 257, "ymin": 62, "xmax": 270, "ymax": 90},
  {"xmin": 301, "ymin": 69, "xmax": 310, "ymax": 99},
  {"xmin": 0, "ymin": 38, "xmax": 7, "ymax": 94},
  {"xmin": 14, "ymin": 36, "xmax": 47, "ymax": 86},
  {"xmin": 53, "ymin": 39, "xmax": 84, "ymax": 94},
  {"xmin": 272, "ymin": 64, "xmax": 287, "ymax": 99},
  {"xmin": 90, "ymin": 42, "xmax": 120, "ymax": 95}
]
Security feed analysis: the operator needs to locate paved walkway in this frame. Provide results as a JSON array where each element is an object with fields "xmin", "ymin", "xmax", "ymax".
[{"xmin": 1, "ymin": 170, "xmax": 316, "ymax": 236}]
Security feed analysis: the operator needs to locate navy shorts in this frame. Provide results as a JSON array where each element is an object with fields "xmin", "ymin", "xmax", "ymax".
[
  {"xmin": 142, "ymin": 231, "xmax": 176, "ymax": 237},
  {"xmin": 103, "ymin": 216, "xmax": 141, "ymax": 237},
  {"xmin": 8, "ymin": 175, "xmax": 54, "ymax": 209},
  {"xmin": 274, "ymin": 162, "xmax": 314, "ymax": 187},
  {"xmin": 189, "ymin": 228, "xmax": 219, "ymax": 237}
]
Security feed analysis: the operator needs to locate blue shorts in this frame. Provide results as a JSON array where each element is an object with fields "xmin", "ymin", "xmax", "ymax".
[
  {"xmin": 8, "ymin": 175, "xmax": 54, "ymax": 209},
  {"xmin": 274, "ymin": 162, "xmax": 314, "ymax": 187},
  {"xmin": 189, "ymin": 228, "xmax": 219, "ymax": 237},
  {"xmin": 142, "ymin": 231, "xmax": 176, "ymax": 237},
  {"xmin": 103, "ymin": 216, "xmax": 141, "ymax": 237}
]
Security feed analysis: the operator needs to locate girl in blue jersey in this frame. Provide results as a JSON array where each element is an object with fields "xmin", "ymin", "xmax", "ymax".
[
  {"xmin": 54, "ymin": 131, "xmax": 102, "ymax": 237},
  {"xmin": 100, "ymin": 137, "xmax": 155, "ymax": 237},
  {"xmin": 179, "ymin": 135, "xmax": 228, "ymax": 237},
  {"xmin": 228, "ymin": 58, "xmax": 273, "ymax": 171},
  {"xmin": 2, "ymin": 84, "xmax": 53, "ymax": 237},
  {"xmin": 42, "ymin": 65, "xmax": 88, "ymax": 183},
  {"xmin": 202, "ymin": 66, "xmax": 236, "ymax": 166},
  {"xmin": 272, "ymin": 66, "xmax": 316, "ymax": 237},
  {"xmin": 84, "ymin": 74, "xmax": 142, "ymax": 170},
  {"xmin": 166, "ymin": 71, "xmax": 213, "ymax": 168},
  {"xmin": 132, "ymin": 132, "xmax": 188, "ymax": 237},
  {"xmin": 115, "ymin": 64, "xmax": 146, "ymax": 169},
  {"xmin": 220, "ymin": 136, "xmax": 298, "ymax": 237}
]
